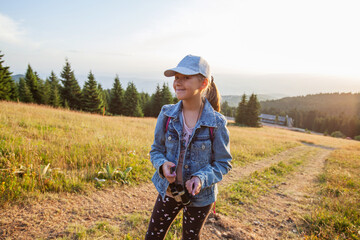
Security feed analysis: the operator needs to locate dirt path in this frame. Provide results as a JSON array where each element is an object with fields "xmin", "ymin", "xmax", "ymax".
[
  {"xmin": 0, "ymin": 145, "xmax": 329, "ymax": 239},
  {"xmin": 201, "ymin": 146, "xmax": 332, "ymax": 240}
]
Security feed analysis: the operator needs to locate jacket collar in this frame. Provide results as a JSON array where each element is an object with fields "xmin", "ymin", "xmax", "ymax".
[{"xmin": 163, "ymin": 98, "xmax": 217, "ymax": 128}]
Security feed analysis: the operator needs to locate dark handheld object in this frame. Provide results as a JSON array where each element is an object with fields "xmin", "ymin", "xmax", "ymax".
[{"xmin": 169, "ymin": 166, "xmax": 191, "ymax": 205}]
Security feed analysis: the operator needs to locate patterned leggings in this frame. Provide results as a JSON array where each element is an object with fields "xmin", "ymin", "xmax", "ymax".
[{"xmin": 145, "ymin": 195, "xmax": 213, "ymax": 240}]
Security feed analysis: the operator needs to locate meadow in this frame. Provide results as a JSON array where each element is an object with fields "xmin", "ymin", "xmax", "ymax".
[{"xmin": 0, "ymin": 101, "xmax": 359, "ymax": 239}]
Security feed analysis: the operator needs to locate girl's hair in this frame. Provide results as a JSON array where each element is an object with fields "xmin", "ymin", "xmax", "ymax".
[{"xmin": 200, "ymin": 75, "xmax": 221, "ymax": 112}]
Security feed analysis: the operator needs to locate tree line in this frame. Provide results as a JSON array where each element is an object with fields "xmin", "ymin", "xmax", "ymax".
[
  {"xmin": 221, "ymin": 93, "xmax": 261, "ymax": 127},
  {"xmin": 261, "ymin": 94, "xmax": 360, "ymax": 139},
  {"xmin": 0, "ymin": 51, "xmax": 176, "ymax": 117},
  {"xmin": 279, "ymin": 109, "xmax": 360, "ymax": 138},
  {"xmin": 261, "ymin": 92, "xmax": 360, "ymax": 117}
]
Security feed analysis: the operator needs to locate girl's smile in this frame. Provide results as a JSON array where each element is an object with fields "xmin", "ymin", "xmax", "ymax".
[{"xmin": 173, "ymin": 73, "xmax": 203, "ymax": 101}]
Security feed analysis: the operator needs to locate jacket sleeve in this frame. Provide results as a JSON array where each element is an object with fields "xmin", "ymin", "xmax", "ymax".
[
  {"xmin": 191, "ymin": 118, "xmax": 232, "ymax": 189},
  {"xmin": 149, "ymin": 106, "xmax": 169, "ymax": 178}
]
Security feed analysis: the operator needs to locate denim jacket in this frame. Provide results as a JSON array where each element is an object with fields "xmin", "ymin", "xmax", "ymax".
[{"xmin": 150, "ymin": 98, "xmax": 232, "ymax": 207}]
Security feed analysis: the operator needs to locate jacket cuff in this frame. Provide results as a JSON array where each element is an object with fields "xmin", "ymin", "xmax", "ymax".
[
  {"xmin": 155, "ymin": 159, "xmax": 168, "ymax": 179},
  {"xmin": 192, "ymin": 174, "xmax": 205, "ymax": 190},
  {"xmin": 159, "ymin": 164, "xmax": 165, "ymax": 178}
]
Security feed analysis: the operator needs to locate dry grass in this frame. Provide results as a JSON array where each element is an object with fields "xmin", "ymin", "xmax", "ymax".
[
  {"xmin": 1, "ymin": 100, "xmax": 359, "ymax": 239},
  {"xmin": 303, "ymin": 143, "xmax": 360, "ymax": 239},
  {"xmin": 0, "ymin": 101, "xmax": 155, "ymax": 204},
  {"xmin": 0, "ymin": 100, "xmax": 354, "ymax": 206}
]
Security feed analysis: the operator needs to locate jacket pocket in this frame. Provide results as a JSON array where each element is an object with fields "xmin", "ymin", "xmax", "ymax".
[{"xmin": 190, "ymin": 139, "xmax": 212, "ymax": 166}]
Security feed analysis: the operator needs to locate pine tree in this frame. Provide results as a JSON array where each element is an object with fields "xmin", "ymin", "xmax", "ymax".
[
  {"xmin": 123, "ymin": 81, "xmax": 143, "ymax": 117},
  {"xmin": 109, "ymin": 75, "xmax": 124, "ymax": 115},
  {"xmin": 48, "ymin": 71, "xmax": 62, "ymax": 107},
  {"xmin": 161, "ymin": 83, "xmax": 173, "ymax": 106},
  {"xmin": 97, "ymin": 83, "xmax": 106, "ymax": 112},
  {"xmin": 139, "ymin": 92, "xmax": 151, "ymax": 116},
  {"xmin": 235, "ymin": 94, "xmax": 247, "ymax": 125},
  {"xmin": 82, "ymin": 71, "xmax": 102, "ymax": 113},
  {"xmin": 247, "ymin": 94, "xmax": 261, "ymax": 127},
  {"xmin": 143, "ymin": 93, "xmax": 154, "ymax": 117},
  {"xmin": 42, "ymin": 79, "xmax": 51, "ymax": 105},
  {"xmin": 9, "ymin": 78, "xmax": 18, "ymax": 101},
  {"xmin": 0, "ymin": 51, "xmax": 17, "ymax": 101},
  {"xmin": 221, "ymin": 101, "xmax": 232, "ymax": 117},
  {"xmin": 34, "ymin": 71, "xmax": 45, "ymax": 104},
  {"xmin": 18, "ymin": 77, "xmax": 34, "ymax": 103},
  {"xmin": 151, "ymin": 84, "xmax": 163, "ymax": 117},
  {"xmin": 60, "ymin": 59, "xmax": 82, "ymax": 110},
  {"xmin": 104, "ymin": 89, "xmax": 111, "ymax": 110},
  {"xmin": 23, "ymin": 65, "xmax": 38, "ymax": 103}
]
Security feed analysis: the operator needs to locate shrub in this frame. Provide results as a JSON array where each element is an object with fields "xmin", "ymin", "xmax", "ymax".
[
  {"xmin": 354, "ymin": 135, "xmax": 360, "ymax": 141},
  {"xmin": 331, "ymin": 131, "xmax": 345, "ymax": 138}
]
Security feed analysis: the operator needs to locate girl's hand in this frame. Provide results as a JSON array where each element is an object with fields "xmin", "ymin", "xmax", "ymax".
[
  {"xmin": 185, "ymin": 177, "xmax": 201, "ymax": 196},
  {"xmin": 162, "ymin": 162, "xmax": 176, "ymax": 183}
]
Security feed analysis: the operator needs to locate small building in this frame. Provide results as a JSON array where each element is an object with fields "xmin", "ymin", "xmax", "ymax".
[{"xmin": 259, "ymin": 114, "xmax": 293, "ymax": 127}]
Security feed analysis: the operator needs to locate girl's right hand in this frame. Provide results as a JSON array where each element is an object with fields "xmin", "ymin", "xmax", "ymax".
[{"xmin": 162, "ymin": 162, "xmax": 176, "ymax": 183}]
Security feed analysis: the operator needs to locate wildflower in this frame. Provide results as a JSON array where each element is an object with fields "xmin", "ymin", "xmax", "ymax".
[{"xmin": 2, "ymin": 182, "xmax": 5, "ymax": 185}]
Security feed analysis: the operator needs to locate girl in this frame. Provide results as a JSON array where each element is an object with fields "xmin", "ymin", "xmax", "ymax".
[{"xmin": 146, "ymin": 55, "xmax": 232, "ymax": 240}]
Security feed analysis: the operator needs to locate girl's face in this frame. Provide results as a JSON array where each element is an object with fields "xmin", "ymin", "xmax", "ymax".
[{"xmin": 173, "ymin": 73, "xmax": 205, "ymax": 101}]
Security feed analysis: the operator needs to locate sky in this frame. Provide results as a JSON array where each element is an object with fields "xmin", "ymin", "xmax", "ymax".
[{"xmin": 1, "ymin": 0, "xmax": 359, "ymax": 96}]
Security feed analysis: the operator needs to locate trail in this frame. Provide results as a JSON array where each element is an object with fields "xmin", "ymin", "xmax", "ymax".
[
  {"xmin": 201, "ymin": 146, "xmax": 332, "ymax": 240},
  {"xmin": 0, "ymin": 145, "xmax": 330, "ymax": 239}
]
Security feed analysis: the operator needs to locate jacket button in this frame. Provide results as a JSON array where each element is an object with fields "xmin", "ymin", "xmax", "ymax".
[
  {"xmin": 168, "ymin": 136, "xmax": 172, "ymax": 141},
  {"xmin": 184, "ymin": 165, "xmax": 188, "ymax": 169},
  {"xmin": 202, "ymin": 144, "xmax": 206, "ymax": 150}
]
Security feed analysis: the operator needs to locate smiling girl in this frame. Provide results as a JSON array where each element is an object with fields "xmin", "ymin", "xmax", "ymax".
[{"xmin": 146, "ymin": 55, "xmax": 232, "ymax": 239}]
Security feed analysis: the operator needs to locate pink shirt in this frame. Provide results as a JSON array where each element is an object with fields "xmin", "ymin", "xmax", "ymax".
[
  {"xmin": 166, "ymin": 111, "xmax": 194, "ymax": 197},
  {"xmin": 175, "ymin": 111, "xmax": 193, "ymax": 184}
]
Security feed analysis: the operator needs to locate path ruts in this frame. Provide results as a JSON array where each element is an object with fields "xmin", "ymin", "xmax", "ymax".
[
  {"xmin": 201, "ymin": 146, "xmax": 332, "ymax": 240},
  {"xmin": 0, "ymin": 145, "xmax": 326, "ymax": 239}
]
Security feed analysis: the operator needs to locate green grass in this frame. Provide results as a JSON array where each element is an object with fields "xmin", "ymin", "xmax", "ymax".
[
  {"xmin": 58, "ymin": 211, "xmax": 184, "ymax": 240},
  {"xmin": 303, "ymin": 144, "xmax": 360, "ymax": 240},
  {"xmin": 119, "ymin": 211, "xmax": 183, "ymax": 240},
  {"xmin": 60, "ymin": 221, "xmax": 119, "ymax": 240}
]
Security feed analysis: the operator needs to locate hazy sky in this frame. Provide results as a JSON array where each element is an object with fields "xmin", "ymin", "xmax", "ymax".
[{"xmin": 1, "ymin": 0, "xmax": 359, "ymax": 96}]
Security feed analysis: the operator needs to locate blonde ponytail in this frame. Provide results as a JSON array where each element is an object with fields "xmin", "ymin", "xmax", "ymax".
[{"xmin": 205, "ymin": 76, "xmax": 221, "ymax": 112}]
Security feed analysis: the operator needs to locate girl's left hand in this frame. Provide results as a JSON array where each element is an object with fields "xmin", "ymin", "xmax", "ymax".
[{"xmin": 185, "ymin": 177, "xmax": 201, "ymax": 196}]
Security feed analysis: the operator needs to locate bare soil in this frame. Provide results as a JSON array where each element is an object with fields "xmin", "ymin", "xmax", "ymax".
[
  {"xmin": 201, "ymin": 147, "xmax": 331, "ymax": 240},
  {"xmin": 0, "ymin": 145, "xmax": 331, "ymax": 239}
]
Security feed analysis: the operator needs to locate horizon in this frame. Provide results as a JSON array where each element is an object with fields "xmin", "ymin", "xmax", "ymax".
[
  {"xmin": 10, "ymin": 72, "xmax": 359, "ymax": 98},
  {"xmin": 12, "ymin": 73, "xmax": 360, "ymax": 100},
  {"xmin": 1, "ymin": 0, "xmax": 360, "ymax": 96}
]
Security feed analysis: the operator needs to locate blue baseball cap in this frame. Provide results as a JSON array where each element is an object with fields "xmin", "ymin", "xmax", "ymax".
[{"xmin": 164, "ymin": 54, "xmax": 211, "ymax": 80}]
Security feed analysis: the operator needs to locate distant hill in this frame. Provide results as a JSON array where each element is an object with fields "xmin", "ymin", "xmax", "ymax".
[
  {"xmin": 260, "ymin": 92, "xmax": 360, "ymax": 138},
  {"xmin": 222, "ymin": 94, "xmax": 288, "ymax": 107},
  {"xmin": 260, "ymin": 92, "xmax": 360, "ymax": 117},
  {"xmin": 11, "ymin": 74, "xmax": 25, "ymax": 83}
]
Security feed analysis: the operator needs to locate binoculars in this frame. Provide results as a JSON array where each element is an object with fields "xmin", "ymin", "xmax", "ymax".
[{"xmin": 169, "ymin": 166, "xmax": 191, "ymax": 205}]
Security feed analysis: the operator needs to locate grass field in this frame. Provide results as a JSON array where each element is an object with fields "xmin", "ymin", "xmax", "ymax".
[
  {"xmin": 303, "ymin": 144, "xmax": 360, "ymax": 239},
  {"xmin": 1, "ymin": 101, "xmax": 359, "ymax": 239}
]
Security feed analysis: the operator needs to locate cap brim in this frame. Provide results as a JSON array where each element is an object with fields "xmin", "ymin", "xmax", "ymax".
[{"xmin": 164, "ymin": 67, "xmax": 199, "ymax": 77}]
